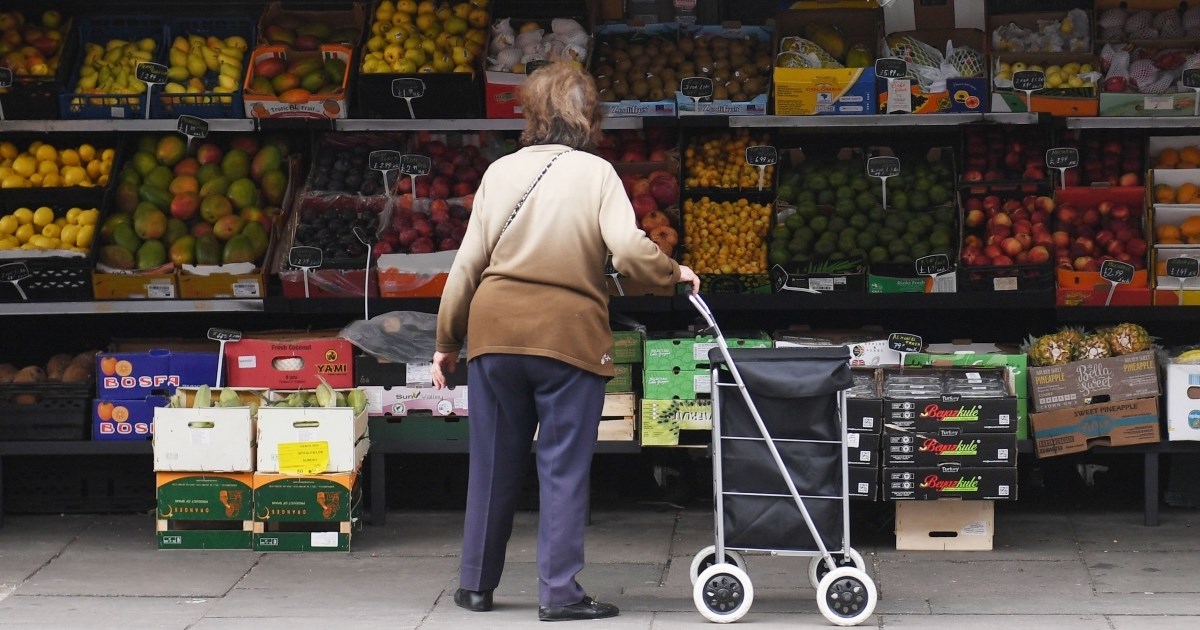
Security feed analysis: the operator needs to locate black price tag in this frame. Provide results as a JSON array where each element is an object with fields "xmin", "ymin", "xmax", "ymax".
[
  {"xmin": 1185, "ymin": 69, "xmax": 1200, "ymax": 90},
  {"xmin": 745, "ymin": 146, "xmax": 778, "ymax": 166},
  {"xmin": 369, "ymin": 150, "xmax": 402, "ymax": 171},
  {"xmin": 1012, "ymin": 70, "xmax": 1046, "ymax": 91},
  {"xmin": 915, "ymin": 254, "xmax": 951, "ymax": 276},
  {"xmin": 1046, "ymin": 147, "xmax": 1080, "ymax": 169},
  {"xmin": 0, "ymin": 67, "xmax": 12, "ymax": 88},
  {"xmin": 177, "ymin": 115, "xmax": 209, "ymax": 139},
  {"xmin": 525, "ymin": 59, "xmax": 550, "ymax": 75},
  {"xmin": 888, "ymin": 332, "xmax": 924, "ymax": 354},
  {"xmin": 680, "ymin": 76, "xmax": 714, "ymax": 99},
  {"xmin": 207, "ymin": 327, "xmax": 243, "ymax": 342},
  {"xmin": 391, "ymin": 77, "xmax": 426, "ymax": 99},
  {"xmin": 1100, "ymin": 260, "xmax": 1135, "ymax": 284},
  {"xmin": 1167, "ymin": 257, "xmax": 1200, "ymax": 279},
  {"xmin": 399, "ymin": 154, "xmax": 432, "ymax": 176},
  {"xmin": 0, "ymin": 262, "xmax": 31, "ymax": 282},
  {"xmin": 874, "ymin": 58, "xmax": 908, "ymax": 79},
  {"xmin": 288, "ymin": 246, "xmax": 323, "ymax": 269},
  {"xmin": 135, "ymin": 62, "xmax": 168, "ymax": 84},
  {"xmin": 867, "ymin": 156, "xmax": 900, "ymax": 178}
]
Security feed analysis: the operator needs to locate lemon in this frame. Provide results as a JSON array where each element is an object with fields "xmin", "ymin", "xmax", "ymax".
[
  {"xmin": 77, "ymin": 144, "xmax": 96, "ymax": 163},
  {"xmin": 34, "ymin": 144, "xmax": 58, "ymax": 164},
  {"xmin": 2, "ymin": 174, "xmax": 31, "ymax": 188},
  {"xmin": 29, "ymin": 234, "xmax": 53, "ymax": 249},
  {"xmin": 78, "ymin": 209, "xmax": 100, "ymax": 226},
  {"xmin": 33, "ymin": 206, "xmax": 55, "ymax": 228},
  {"xmin": 66, "ymin": 207, "xmax": 82, "ymax": 224},
  {"xmin": 42, "ymin": 172, "xmax": 62, "ymax": 187},
  {"xmin": 0, "ymin": 238, "xmax": 16, "ymax": 250},
  {"xmin": 60, "ymin": 148, "xmax": 81, "ymax": 167},
  {"xmin": 11, "ymin": 155, "xmax": 37, "ymax": 178},
  {"xmin": 0, "ymin": 215, "xmax": 17, "ymax": 235},
  {"xmin": 61, "ymin": 166, "xmax": 87, "ymax": 186},
  {"xmin": 86, "ymin": 159, "xmax": 103, "ymax": 180},
  {"xmin": 60, "ymin": 224, "xmax": 79, "ymax": 246},
  {"xmin": 42, "ymin": 223, "xmax": 62, "ymax": 239},
  {"xmin": 29, "ymin": 173, "xmax": 44, "ymax": 187},
  {"xmin": 54, "ymin": 217, "xmax": 68, "ymax": 228},
  {"xmin": 101, "ymin": 148, "xmax": 115, "ymax": 162},
  {"xmin": 12, "ymin": 208, "xmax": 33, "ymax": 225},
  {"xmin": 97, "ymin": 174, "xmax": 109, "ymax": 187},
  {"xmin": 0, "ymin": 142, "xmax": 17, "ymax": 160},
  {"xmin": 15, "ymin": 223, "xmax": 34, "ymax": 243},
  {"xmin": 76, "ymin": 224, "xmax": 95, "ymax": 248}
]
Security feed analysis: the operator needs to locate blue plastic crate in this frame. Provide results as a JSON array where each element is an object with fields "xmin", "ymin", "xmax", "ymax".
[
  {"xmin": 154, "ymin": 16, "xmax": 256, "ymax": 119},
  {"xmin": 58, "ymin": 16, "xmax": 169, "ymax": 119}
]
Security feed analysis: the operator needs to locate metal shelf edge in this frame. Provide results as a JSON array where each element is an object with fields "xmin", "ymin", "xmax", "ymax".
[
  {"xmin": 730, "ymin": 114, "xmax": 983, "ymax": 128},
  {"xmin": 0, "ymin": 299, "xmax": 263, "ymax": 315},
  {"xmin": 0, "ymin": 119, "xmax": 256, "ymax": 133},
  {"xmin": 1067, "ymin": 116, "xmax": 1200, "ymax": 130}
]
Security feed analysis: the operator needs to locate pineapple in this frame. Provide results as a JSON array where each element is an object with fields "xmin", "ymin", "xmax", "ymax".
[
  {"xmin": 1028, "ymin": 333, "xmax": 1072, "ymax": 367},
  {"xmin": 1104, "ymin": 323, "xmax": 1151, "ymax": 356},
  {"xmin": 1074, "ymin": 334, "xmax": 1112, "ymax": 360},
  {"xmin": 1056, "ymin": 326, "xmax": 1086, "ymax": 352}
]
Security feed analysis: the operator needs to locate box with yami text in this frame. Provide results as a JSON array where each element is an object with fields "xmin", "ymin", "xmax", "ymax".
[
  {"xmin": 225, "ymin": 333, "xmax": 354, "ymax": 390},
  {"xmin": 1028, "ymin": 351, "xmax": 1160, "ymax": 414},
  {"xmin": 155, "ymin": 472, "xmax": 254, "ymax": 550},
  {"xmin": 1030, "ymin": 397, "xmax": 1161, "ymax": 458}
]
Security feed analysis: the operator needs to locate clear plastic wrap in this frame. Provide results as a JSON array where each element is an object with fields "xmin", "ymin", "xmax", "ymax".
[{"xmin": 340, "ymin": 310, "xmax": 457, "ymax": 363}]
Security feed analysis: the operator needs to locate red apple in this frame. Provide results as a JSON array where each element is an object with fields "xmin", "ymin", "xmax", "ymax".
[
  {"xmin": 1028, "ymin": 245, "xmax": 1051, "ymax": 264},
  {"xmin": 965, "ymin": 209, "xmax": 986, "ymax": 228},
  {"xmin": 1015, "ymin": 232, "xmax": 1033, "ymax": 250},
  {"xmin": 991, "ymin": 254, "xmax": 1014, "ymax": 266},
  {"xmin": 1015, "ymin": 251, "xmax": 1030, "ymax": 264},
  {"xmin": 964, "ymin": 197, "xmax": 983, "ymax": 211},
  {"xmin": 988, "ymin": 225, "xmax": 1013, "ymax": 240},
  {"xmin": 984, "ymin": 244, "xmax": 1003, "ymax": 259},
  {"xmin": 989, "ymin": 213, "xmax": 1013, "ymax": 229},
  {"xmin": 1013, "ymin": 219, "xmax": 1033, "ymax": 235},
  {"xmin": 1033, "ymin": 231, "xmax": 1055, "ymax": 248},
  {"xmin": 1097, "ymin": 201, "xmax": 1113, "ymax": 216},
  {"xmin": 1057, "ymin": 205, "xmax": 1078, "ymax": 225},
  {"xmin": 1053, "ymin": 231, "xmax": 1071, "ymax": 248},
  {"xmin": 1001, "ymin": 237, "xmax": 1024, "ymax": 257},
  {"xmin": 1082, "ymin": 208, "xmax": 1101, "ymax": 227},
  {"xmin": 1106, "ymin": 240, "xmax": 1125, "ymax": 256},
  {"xmin": 1126, "ymin": 238, "xmax": 1148, "ymax": 257},
  {"xmin": 1119, "ymin": 172, "xmax": 1140, "ymax": 187},
  {"xmin": 964, "ymin": 170, "xmax": 984, "ymax": 182},
  {"xmin": 1023, "ymin": 166, "xmax": 1045, "ymax": 180},
  {"xmin": 1071, "ymin": 236, "xmax": 1095, "ymax": 258},
  {"xmin": 964, "ymin": 234, "xmax": 983, "ymax": 248},
  {"xmin": 1110, "ymin": 205, "xmax": 1131, "ymax": 221},
  {"xmin": 1073, "ymin": 256, "xmax": 1095, "ymax": 271}
]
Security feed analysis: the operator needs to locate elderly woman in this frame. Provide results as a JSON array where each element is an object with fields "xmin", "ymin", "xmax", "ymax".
[{"xmin": 432, "ymin": 62, "xmax": 699, "ymax": 621}]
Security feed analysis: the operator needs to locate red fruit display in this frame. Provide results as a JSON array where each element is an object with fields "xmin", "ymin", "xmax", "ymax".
[
  {"xmin": 1053, "ymin": 191, "xmax": 1148, "ymax": 272},
  {"xmin": 1058, "ymin": 129, "xmax": 1143, "ymax": 187},
  {"xmin": 595, "ymin": 128, "xmax": 675, "ymax": 163},
  {"xmin": 962, "ymin": 125, "xmax": 1047, "ymax": 187},
  {"xmin": 959, "ymin": 191, "xmax": 1056, "ymax": 270}
]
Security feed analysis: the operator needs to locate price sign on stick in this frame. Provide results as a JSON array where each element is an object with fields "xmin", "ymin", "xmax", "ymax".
[
  {"xmin": 1184, "ymin": 69, "xmax": 1200, "ymax": 115},
  {"xmin": 135, "ymin": 62, "xmax": 168, "ymax": 120},
  {"xmin": 1012, "ymin": 70, "xmax": 1045, "ymax": 110},
  {"xmin": 1046, "ymin": 147, "xmax": 1079, "ymax": 190},
  {"xmin": 177, "ymin": 115, "xmax": 209, "ymax": 153},
  {"xmin": 369, "ymin": 150, "xmax": 402, "ymax": 197},
  {"xmin": 770, "ymin": 264, "xmax": 821, "ymax": 294},
  {"xmin": 867, "ymin": 156, "xmax": 900, "ymax": 209},
  {"xmin": 874, "ymin": 58, "xmax": 907, "ymax": 80},
  {"xmin": 0, "ymin": 67, "xmax": 11, "ymax": 120},
  {"xmin": 0, "ymin": 262, "xmax": 31, "ymax": 301},
  {"xmin": 1166, "ymin": 256, "xmax": 1198, "ymax": 304},
  {"xmin": 915, "ymin": 254, "xmax": 951, "ymax": 277},
  {"xmin": 353, "ymin": 227, "xmax": 376, "ymax": 322},
  {"xmin": 1100, "ymin": 259, "xmax": 1135, "ymax": 306},
  {"xmin": 400, "ymin": 154, "xmax": 431, "ymax": 199},
  {"xmin": 680, "ymin": 76, "xmax": 713, "ymax": 113},
  {"xmin": 391, "ymin": 77, "xmax": 425, "ymax": 119},
  {"xmin": 288, "ymin": 246, "xmax": 323, "ymax": 298},
  {"xmin": 875, "ymin": 58, "xmax": 909, "ymax": 113},
  {"xmin": 745, "ymin": 146, "xmax": 777, "ymax": 191},
  {"xmin": 207, "ymin": 328, "xmax": 242, "ymax": 388},
  {"xmin": 888, "ymin": 332, "xmax": 923, "ymax": 367}
]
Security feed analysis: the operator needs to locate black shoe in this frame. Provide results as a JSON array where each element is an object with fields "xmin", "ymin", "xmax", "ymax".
[
  {"xmin": 454, "ymin": 588, "xmax": 494, "ymax": 612},
  {"xmin": 538, "ymin": 596, "xmax": 619, "ymax": 622}
]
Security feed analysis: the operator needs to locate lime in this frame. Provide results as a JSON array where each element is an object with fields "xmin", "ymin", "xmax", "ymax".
[
  {"xmin": 809, "ymin": 216, "xmax": 829, "ymax": 233},
  {"xmin": 834, "ymin": 199, "xmax": 856, "ymax": 218},
  {"xmin": 855, "ymin": 192, "xmax": 876, "ymax": 212},
  {"xmin": 929, "ymin": 184, "xmax": 950, "ymax": 206},
  {"xmin": 869, "ymin": 246, "xmax": 889, "ymax": 263},
  {"xmin": 836, "ymin": 186, "xmax": 854, "ymax": 201},
  {"xmin": 817, "ymin": 190, "xmax": 836, "ymax": 205},
  {"xmin": 849, "ymin": 214, "xmax": 869, "ymax": 230},
  {"xmin": 787, "ymin": 239, "xmax": 811, "ymax": 254},
  {"xmin": 909, "ymin": 191, "xmax": 930, "ymax": 211},
  {"xmin": 889, "ymin": 239, "xmax": 909, "ymax": 256},
  {"xmin": 769, "ymin": 248, "xmax": 791, "ymax": 266},
  {"xmin": 827, "ymin": 216, "xmax": 847, "ymax": 233},
  {"xmin": 814, "ymin": 239, "xmax": 836, "ymax": 257},
  {"xmin": 929, "ymin": 231, "xmax": 952, "ymax": 249},
  {"xmin": 911, "ymin": 241, "xmax": 931, "ymax": 259},
  {"xmin": 794, "ymin": 227, "xmax": 815, "ymax": 243},
  {"xmin": 797, "ymin": 190, "xmax": 816, "ymax": 204},
  {"xmin": 784, "ymin": 214, "xmax": 805, "ymax": 231},
  {"xmin": 850, "ymin": 176, "xmax": 870, "ymax": 192},
  {"xmin": 856, "ymin": 231, "xmax": 877, "ymax": 249},
  {"xmin": 806, "ymin": 174, "xmax": 829, "ymax": 191},
  {"xmin": 773, "ymin": 225, "xmax": 792, "ymax": 240}
]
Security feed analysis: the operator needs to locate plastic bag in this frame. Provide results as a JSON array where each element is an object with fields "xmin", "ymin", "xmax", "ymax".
[{"xmin": 340, "ymin": 311, "xmax": 455, "ymax": 363}]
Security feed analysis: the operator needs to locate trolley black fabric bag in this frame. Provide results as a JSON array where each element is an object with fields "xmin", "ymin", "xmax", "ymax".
[
  {"xmin": 723, "ymin": 494, "xmax": 843, "ymax": 552},
  {"xmin": 720, "ymin": 439, "xmax": 841, "ymax": 497},
  {"xmin": 710, "ymin": 347, "xmax": 852, "ymax": 442}
]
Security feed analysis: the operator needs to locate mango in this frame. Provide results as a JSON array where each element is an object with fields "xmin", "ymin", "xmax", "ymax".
[
  {"xmin": 138, "ymin": 185, "xmax": 173, "ymax": 211},
  {"xmin": 137, "ymin": 239, "xmax": 167, "ymax": 270},
  {"xmin": 227, "ymin": 178, "xmax": 260, "ymax": 210},
  {"xmin": 99, "ymin": 245, "xmax": 135, "ymax": 270},
  {"xmin": 242, "ymin": 220, "xmax": 269, "ymax": 259},
  {"xmin": 288, "ymin": 58, "xmax": 322, "ymax": 78},
  {"xmin": 250, "ymin": 145, "xmax": 282, "ymax": 183},
  {"xmin": 271, "ymin": 73, "xmax": 300, "ymax": 95},
  {"xmin": 296, "ymin": 23, "xmax": 332, "ymax": 39},
  {"xmin": 249, "ymin": 76, "xmax": 274, "ymax": 95},
  {"xmin": 138, "ymin": 135, "xmax": 158, "ymax": 153},
  {"xmin": 115, "ymin": 181, "xmax": 141, "ymax": 213},
  {"xmin": 261, "ymin": 169, "xmax": 288, "ymax": 206},
  {"xmin": 130, "ymin": 152, "xmax": 158, "ymax": 177},
  {"xmin": 169, "ymin": 235, "xmax": 196, "ymax": 266},
  {"xmin": 254, "ymin": 57, "xmax": 287, "ymax": 80},
  {"xmin": 111, "ymin": 223, "xmax": 142, "ymax": 254},
  {"xmin": 155, "ymin": 135, "xmax": 187, "ymax": 167},
  {"xmin": 133, "ymin": 205, "xmax": 167, "ymax": 240},
  {"xmin": 119, "ymin": 168, "xmax": 142, "ymax": 186},
  {"xmin": 300, "ymin": 70, "xmax": 325, "ymax": 93},
  {"xmin": 196, "ymin": 163, "xmax": 222, "ymax": 185},
  {"xmin": 278, "ymin": 88, "xmax": 312, "ymax": 104},
  {"xmin": 101, "ymin": 214, "xmax": 131, "ymax": 242},
  {"xmin": 200, "ymin": 195, "xmax": 234, "ymax": 224},
  {"xmin": 213, "ymin": 214, "xmax": 246, "ymax": 241},
  {"xmin": 165, "ymin": 218, "xmax": 189, "ymax": 245},
  {"xmin": 195, "ymin": 234, "xmax": 221, "ymax": 265},
  {"xmin": 222, "ymin": 234, "xmax": 255, "ymax": 265},
  {"xmin": 324, "ymin": 58, "xmax": 347, "ymax": 85},
  {"xmin": 199, "ymin": 176, "xmax": 229, "ymax": 197},
  {"xmin": 221, "ymin": 149, "xmax": 250, "ymax": 181},
  {"xmin": 145, "ymin": 165, "xmax": 174, "ymax": 191}
]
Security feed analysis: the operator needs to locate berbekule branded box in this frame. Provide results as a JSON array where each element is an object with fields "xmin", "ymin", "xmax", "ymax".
[
  {"xmin": 883, "ymin": 430, "xmax": 1017, "ymax": 467},
  {"xmin": 883, "ymin": 464, "xmax": 1017, "ymax": 501}
]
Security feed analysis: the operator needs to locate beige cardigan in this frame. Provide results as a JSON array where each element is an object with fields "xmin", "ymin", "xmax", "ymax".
[{"xmin": 435, "ymin": 144, "xmax": 680, "ymax": 376}]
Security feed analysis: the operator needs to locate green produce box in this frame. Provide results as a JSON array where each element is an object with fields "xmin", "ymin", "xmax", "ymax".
[
  {"xmin": 644, "ymin": 335, "xmax": 772, "ymax": 371},
  {"xmin": 640, "ymin": 398, "xmax": 712, "ymax": 447},
  {"xmin": 610, "ymin": 331, "xmax": 643, "ymax": 364},
  {"xmin": 253, "ymin": 472, "xmax": 361, "ymax": 552},
  {"xmin": 368, "ymin": 415, "xmax": 469, "ymax": 441},
  {"xmin": 606, "ymin": 363, "xmax": 635, "ymax": 394},
  {"xmin": 868, "ymin": 270, "xmax": 957, "ymax": 294},
  {"xmin": 904, "ymin": 347, "xmax": 1030, "ymax": 439},
  {"xmin": 643, "ymin": 369, "xmax": 708, "ymax": 400},
  {"xmin": 155, "ymin": 472, "xmax": 254, "ymax": 550}
]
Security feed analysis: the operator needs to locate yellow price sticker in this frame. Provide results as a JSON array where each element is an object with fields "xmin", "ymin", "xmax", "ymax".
[{"xmin": 278, "ymin": 441, "xmax": 330, "ymax": 475}]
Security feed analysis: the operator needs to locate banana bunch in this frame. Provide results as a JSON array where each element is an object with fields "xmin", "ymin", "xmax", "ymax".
[
  {"xmin": 271, "ymin": 384, "xmax": 369, "ymax": 416},
  {"xmin": 164, "ymin": 34, "xmax": 248, "ymax": 105}
]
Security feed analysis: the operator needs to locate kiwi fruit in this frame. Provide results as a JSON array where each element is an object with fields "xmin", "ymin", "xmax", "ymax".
[
  {"xmin": 615, "ymin": 57, "xmax": 632, "ymax": 73},
  {"xmin": 595, "ymin": 75, "xmax": 612, "ymax": 90},
  {"xmin": 45, "ymin": 353, "xmax": 72, "ymax": 381},
  {"xmin": 630, "ymin": 79, "xmax": 650, "ymax": 99},
  {"xmin": 598, "ymin": 88, "xmax": 617, "ymax": 102},
  {"xmin": 646, "ymin": 75, "xmax": 664, "ymax": 91},
  {"xmin": 648, "ymin": 87, "xmax": 665, "ymax": 101},
  {"xmin": 713, "ymin": 84, "xmax": 729, "ymax": 100}
]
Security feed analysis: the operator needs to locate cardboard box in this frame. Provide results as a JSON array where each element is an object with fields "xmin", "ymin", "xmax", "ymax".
[
  {"xmin": 256, "ymin": 405, "xmax": 369, "ymax": 473},
  {"xmin": 1030, "ymin": 397, "xmax": 1162, "ymax": 458},
  {"xmin": 1100, "ymin": 93, "xmax": 1195, "ymax": 118},
  {"xmin": 354, "ymin": 354, "xmax": 467, "ymax": 388},
  {"xmin": 640, "ymin": 398, "xmax": 712, "ymax": 446},
  {"xmin": 904, "ymin": 348, "xmax": 1030, "ymax": 439},
  {"xmin": 643, "ymin": 368, "xmax": 709, "ymax": 400},
  {"xmin": 849, "ymin": 464, "xmax": 879, "ymax": 501},
  {"xmin": 883, "ymin": 367, "xmax": 1019, "ymax": 434},
  {"xmin": 1054, "ymin": 186, "xmax": 1152, "ymax": 306},
  {"xmin": 590, "ymin": 23, "xmax": 678, "ymax": 118},
  {"xmin": 256, "ymin": 1, "xmax": 365, "ymax": 48},
  {"xmin": 1149, "ymin": 209, "xmax": 1200, "ymax": 302},
  {"xmin": 847, "ymin": 396, "xmax": 884, "ymax": 434},
  {"xmin": 880, "ymin": 0, "xmax": 988, "ymax": 114},
  {"xmin": 242, "ymin": 45, "xmax": 351, "ymax": 119},
  {"xmin": 610, "ymin": 331, "xmax": 644, "ymax": 364},
  {"xmin": 376, "ymin": 250, "xmax": 454, "ymax": 298},
  {"xmin": 989, "ymin": 53, "xmax": 1099, "ymax": 116},
  {"xmin": 1028, "ymin": 351, "xmax": 1159, "ymax": 413},
  {"xmin": 368, "ymin": 415, "xmax": 469, "ymax": 441},
  {"xmin": 96, "ymin": 350, "xmax": 220, "ymax": 398},
  {"xmin": 895, "ymin": 500, "xmax": 994, "ymax": 551},
  {"xmin": 884, "ymin": 430, "xmax": 1017, "ymax": 467},
  {"xmin": 152, "ymin": 406, "xmax": 255, "ymax": 472},
  {"xmin": 607, "ymin": 363, "xmax": 634, "ymax": 393},
  {"xmin": 883, "ymin": 464, "xmax": 1017, "ymax": 500},
  {"xmin": 92, "ymin": 269, "xmax": 178, "ymax": 300},
  {"xmin": 225, "ymin": 334, "xmax": 354, "ymax": 390},
  {"xmin": 868, "ymin": 269, "xmax": 957, "ymax": 293},
  {"xmin": 93, "ymin": 396, "xmax": 170, "ymax": 440},
  {"xmin": 772, "ymin": 8, "xmax": 881, "ymax": 116},
  {"xmin": 534, "ymin": 394, "xmax": 636, "ymax": 442},
  {"xmin": 775, "ymin": 330, "xmax": 902, "ymax": 367},
  {"xmin": 675, "ymin": 25, "xmax": 771, "ymax": 116},
  {"xmin": 643, "ymin": 335, "xmax": 772, "ymax": 371},
  {"xmin": 380, "ymin": 385, "xmax": 468, "ymax": 417},
  {"xmin": 1166, "ymin": 363, "xmax": 1200, "ymax": 441},
  {"xmin": 155, "ymin": 472, "xmax": 254, "ymax": 550},
  {"xmin": 252, "ymin": 471, "xmax": 360, "ymax": 551},
  {"xmin": 847, "ymin": 431, "xmax": 880, "ymax": 467}
]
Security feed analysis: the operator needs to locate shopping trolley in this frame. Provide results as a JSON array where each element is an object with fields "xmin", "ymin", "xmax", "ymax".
[{"xmin": 686, "ymin": 292, "xmax": 877, "ymax": 626}]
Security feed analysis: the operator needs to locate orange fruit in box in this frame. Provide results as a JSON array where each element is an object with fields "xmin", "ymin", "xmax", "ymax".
[
  {"xmin": 1158, "ymin": 224, "xmax": 1183, "ymax": 243},
  {"xmin": 1182, "ymin": 216, "xmax": 1200, "ymax": 240},
  {"xmin": 1156, "ymin": 184, "xmax": 1177, "ymax": 204},
  {"xmin": 1180, "ymin": 183, "xmax": 1200, "ymax": 204},
  {"xmin": 1159, "ymin": 147, "xmax": 1180, "ymax": 168},
  {"xmin": 1182, "ymin": 146, "xmax": 1200, "ymax": 166}
]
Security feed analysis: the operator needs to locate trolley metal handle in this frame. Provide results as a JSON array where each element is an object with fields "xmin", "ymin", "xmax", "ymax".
[{"xmin": 686, "ymin": 290, "xmax": 720, "ymax": 335}]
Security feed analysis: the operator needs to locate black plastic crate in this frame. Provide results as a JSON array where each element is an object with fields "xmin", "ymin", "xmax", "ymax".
[
  {"xmin": 355, "ymin": 71, "xmax": 483, "ymax": 120},
  {"xmin": 151, "ymin": 16, "xmax": 255, "ymax": 119},
  {"xmin": 59, "ymin": 16, "xmax": 169, "ymax": 119},
  {"xmin": 0, "ymin": 382, "xmax": 91, "ymax": 440},
  {"xmin": 0, "ymin": 187, "xmax": 108, "ymax": 302},
  {"xmin": 2, "ymin": 454, "xmax": 154, "ymax": 514},
  {"xmin": 0, "ymin": 11, "xmax": 78, "ymax": 121},
  {"xmin": 957, "ymin": 262, "xmax": 1055, "ymax": 292}
]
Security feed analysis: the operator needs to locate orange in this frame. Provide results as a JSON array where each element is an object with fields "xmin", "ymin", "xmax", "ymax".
[
  {"xmin": 1182, "ymin": 216, "xmax": 1200, "ymax": 239},
  {"xmin": 1180, "ymin": 183, "xmax": 1200, "ymax": 204},
  {"xmin": 1181, "ymin": 161, "xmax": 1200, "ymax": 169},
  {"xmin": 111, "ymin": 406, "xmax": 130, "ymax": 422},
  {"xmin": 1155, "ymin": 184, "xmax": 1177, "ymax": 204},
  {"xmin": 1159, "ymin": 224, "xmax": 1183, "ymax": 242},
  {"xmin": 1159, "ymin": 147, "xmax": 1181, "ymax": 168},
  {"xmin": 1182, "ymin": 146, "xmax": 1200, "ymax": 166}
]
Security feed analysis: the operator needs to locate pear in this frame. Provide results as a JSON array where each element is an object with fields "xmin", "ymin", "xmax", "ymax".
[
  {"xmin": 187, "ymin": 53, "xmax": 207, "ymax": 78},
  {"xmin": 169, "ymin": 47, "xmax": 188, "ymax": 68},
  {"xmin": 167, "ymin": 65, "xmax": 189, "ymax": 82},
  {"xmin": 223, "ymin": 35, "xmax": 248, "ymax": 51},
  {"xmin": 201, "ymin": 47, "xmax": 220, "ymax": 71}
]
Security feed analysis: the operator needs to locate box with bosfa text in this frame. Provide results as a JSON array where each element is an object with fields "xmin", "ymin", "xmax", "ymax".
[
  {"xmin": 93, "ymin": 396, "xmax": 170, "ymax": 441},
  {"xmin": 96, "ymin": 350, "xmax": 219, "ymax": 398},
  {"xmin": 1030, "ymin": 397, "xmax": 1161, "ymax": 458},
  {"xmin": 225, "ymin": 334, "xmax": 354, "ymax": 390}
]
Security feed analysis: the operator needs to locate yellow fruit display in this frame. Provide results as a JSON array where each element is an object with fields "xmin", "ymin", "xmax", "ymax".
[
  {"xmin": 361, "ymin": 0, "xmax": 488, "ymax": 74},
  {"xmin": 684, "ymin": 130, "xmax": 774, "ymax": 190},
  {"xmin": 162, "ymin": 33, "xmax": 246, "ymax": 106},
  {"xmin": 0, "ymin": 140, "xmax": 112, "ymax": 188},
  {"xmin": 69, "ymin": 34, "xmax": 159, "ymax": 109},
  {"xmin": 0, "ymin": 206, "xmax": 98, "ymax": 252},
  {"xmin": 681, "ymin": 197, "xmax": 771, "ymax": 274}
]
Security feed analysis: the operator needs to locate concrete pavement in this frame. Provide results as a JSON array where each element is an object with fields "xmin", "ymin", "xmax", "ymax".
[{"xmin": 2, "ymin": 506, "xmax": 1200, "ymax": 629}]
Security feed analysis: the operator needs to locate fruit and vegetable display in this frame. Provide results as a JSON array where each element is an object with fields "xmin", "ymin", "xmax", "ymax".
[
  {"xmin": 882, "ymin": 34, "xmax": 986, "ymax": 86},
  {"xmin": 778, "ymin": 24, "xmax": 873, "ymax": 68},
  {"xmin": 360, "ymin": 0, "xmax": 488, "ymax": 74},
  {"xmin": 684, "ymin": 130, "xmax": 773, "ymax": 190},
  {"xmin": 623, "ymin": 170, "xmax": 679, "ymax": 256},
  {"xmin": 590, "ymin": 28, "xmax": 681, "ymax": 103},
  {"xmin": 400, "ymin": 137, "xmax": 488, "ymax": 199},
  {"xmin": 1026, "ymin": 323, "xmax": 1151, "ymax": 366},
  {"xmin": 169, "ymin": 383, "xmax": 369, "ymax": 417},
  {"xmin": 1059, "ymin": 129, "xmax": 1143, "ymax": 187},
  {"xmin": 596, "ymin": 128, "xmax": 675, "ymax": 163},
  {"xmin": 1154, "ymin": 143, "xmax": 1200, "ymax": 169},
  {"xmin": 260, "ymin": 14, "xmax": 360, "ymax": 49},
  {"xmin": 682, "ymin": 196, "xmax": 771, "ymax": 274},
  {"xmin": 993, "ymin": 60, "xmax": 1097, "ymax": 91},
  {"xmin": 960, "ymin": 193, "xmax": 1054, "ymax": 268},
  {"xmin": 1154, "ymin": 217, "xmax": 1200, "ymax": 246},
  {"xmin": 1052, "ymin": 195, "xmax": 1147, "ymax": 272},
  {"xmin": 675, "ymin": 29, "xmax": 772, "ymax": 102},
  {"xmin": 485, "ymin": 17, "xmax": 587, "ymax": 74},
  {"xmin": 0, "ymin": 9, "xmax": 67, "ymax": 78},
  {"xmin": 962, "ymin": 125, "xmax": 1047, "ymax": 184},
  {"xmin": 0, "ymin": 351, "xmax": 95, "ymax": 385},
  {"xmin": 771, "ymin": 153, "xmax": 955, "ymax": 270},
  {"xmin": 246, "ymin": 53, "xmax": 348, "ymax": 100},
  {"xmin": 0, "ymin": 205, "xmax": 98, "ymax": 253},
  {"xmin": 70, "ymin": 34, "xmax": 159, "ymax": 106},
  {"xmin": 163, "ymin": 31, "xmax": 249, "ymax": 106},
  {"xmin": 0, "ymin": 140, "xmax": 113, "ymax": 189},
  {"xmin": 990, "ymin": 9, "xmax": 1091, "ymax": 53},
  {"xmin": 1097, "ymin": 4, "xmax": 1200, "ymax": 41},
  {"xmin": 101, "ymin": 134, "xmax": 287, "ymax": 271},
  {"xmin": 1099, "ymin": 43, "xmax": 1197, "ymax": 94}
]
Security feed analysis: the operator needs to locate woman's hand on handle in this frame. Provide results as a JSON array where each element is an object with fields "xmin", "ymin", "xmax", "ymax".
[
  {"xmin": 678, "ymin": 265, "xmax": 701, "ymax": 294},
  {"xmin": 432, "ymin": 351, "xmax": 459, "ymax": 389}
]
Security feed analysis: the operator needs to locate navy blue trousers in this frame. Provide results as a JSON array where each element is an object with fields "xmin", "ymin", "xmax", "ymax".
[{"xmin": 458, "ymin": 353, "xmax": 606, "ymax": 606}]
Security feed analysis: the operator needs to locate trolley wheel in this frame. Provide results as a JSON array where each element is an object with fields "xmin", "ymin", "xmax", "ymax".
[
  {"xmin": 807, "ymin": 548, "xmax": 866, "ymax": 589},
  {"xmin": 816, "ymin": 567, "xmax": 876, "ymax": 627},
  {"xmin": 689, "ymin": 545, "xmax": 748, "ymax": 586},
  {"xmin": 693, "ymin": 563, "xmax": 754, "ymax": 624}
]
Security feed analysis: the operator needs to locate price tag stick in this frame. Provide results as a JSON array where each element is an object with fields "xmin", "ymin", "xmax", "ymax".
[
  {"xmin": 302, "ymin": 266, "xmax": 311, "ymax": 298},
  {"xmin": 6, "ymin": 274, "xmax": 27, "ymax": 300},
  {"xmin": 1099, "ymin": 260, "xmax": 1134, "ymax": 306},
  {"xmin": 207, "ymin": 328, "xmax": 242, "ymax": 389},
  {"xmin": 1105, "ymin": 277, "xmax": 1120, "ymax": 306},
  {"xmin": 404, "ymin": 97, "xmax": 416, "ymax": 119},
  {"xmin": 354, "ymin": 227, "xmax": 373, "ymax": 322},
  {"xmin": 0, "ymin": 68, "xmax": 11, "ymax": 120},
  {"xmin": 1054, "ymin": 165, "xmax": 1069, "ymax": 190},
  {"xmin": 0, "ymin": 95, "xmax": 5, "ymax": 121}
]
